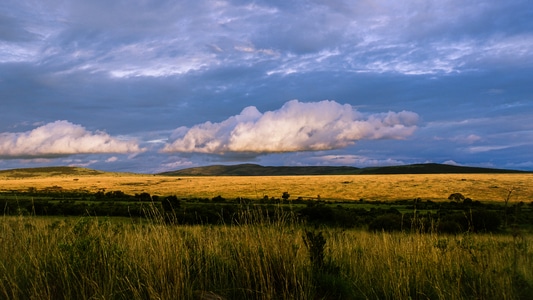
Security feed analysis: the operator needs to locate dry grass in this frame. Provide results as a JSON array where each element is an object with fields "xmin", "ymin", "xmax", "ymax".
[
  {"xmin": 1, "ymin": 215, "xmax": 531, "ymax": 299},
  {"xmin": 1, "ymin": 173, "xmax": 532, "ymax": 202}
]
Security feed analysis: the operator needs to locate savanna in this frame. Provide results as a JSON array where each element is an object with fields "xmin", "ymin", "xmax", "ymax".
[{"xmin": 1, "ymin": 169, "xmax": 532, "ymax": 299}]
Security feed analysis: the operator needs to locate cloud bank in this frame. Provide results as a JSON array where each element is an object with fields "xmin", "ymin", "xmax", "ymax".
[
  {"xmin": 0, "ymin": 121, "xmax": 143, "ymax": 158},
  {"xmin": 163, "ymin": 100, "xmax": 419, "ymax": 154}
]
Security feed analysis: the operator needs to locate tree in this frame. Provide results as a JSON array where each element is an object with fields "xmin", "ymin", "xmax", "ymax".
[
  {"xmin": 282, "ymin": 192, "xmax": 290, "ymax": 201},
  {"xmin": 135, "ymin": 192, "xmax": 152, "ymax": 201},
  {"xmin": 448, "ymin": 193, "xmax": 465, "ymax": 202}
]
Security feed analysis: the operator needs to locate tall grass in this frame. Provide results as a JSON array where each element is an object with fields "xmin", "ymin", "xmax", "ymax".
[{"xmin": 1, "ymin": 212, "xmax": 532, "ymax": 299}]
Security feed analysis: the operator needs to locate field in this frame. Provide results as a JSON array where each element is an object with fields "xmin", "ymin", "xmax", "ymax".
[
  {"xmin": 1, "ymin": 214, "xmax": 532, "ymax": 299},
  {"xmin": 1, "ymin": 172, "xmax": 533, "ymax": 202},
  {"xmin": 1, "ymin": 171, "xmax": 533, "ymax": 299}
]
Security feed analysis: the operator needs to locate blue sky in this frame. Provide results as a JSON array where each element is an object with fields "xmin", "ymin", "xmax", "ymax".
[{"xmin": 1, "ymin": 0, "xmax": 532, "ymax": 173}]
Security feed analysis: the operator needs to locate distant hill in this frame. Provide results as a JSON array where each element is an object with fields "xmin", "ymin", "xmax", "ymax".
[
  {"xmin": 0, "ymin": 166, "xmax": 106, "ymax": 178},
  {"xmin": 0, "ymin": 163, "xmax": 528, "ymax": 178},
  {"xmin": 356, "ymin": 163, "xmax": 528, "ymax": 174},
  {"xmin": 158, "ymin": 163, "xmax": 528, "ymax": 176},
  {"xmin": 158, "ymin": 164, "xmax": 361, "ymax": 176}
]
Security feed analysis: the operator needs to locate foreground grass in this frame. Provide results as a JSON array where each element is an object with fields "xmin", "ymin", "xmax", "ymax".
[{"xmin": 1, "ymin": 215, "xmax": 532, "ymax": 299}]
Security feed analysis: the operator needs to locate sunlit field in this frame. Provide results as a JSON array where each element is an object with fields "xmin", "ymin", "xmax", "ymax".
[
  {"xmin": 1, "ymin": 172, "xmax": 532, "ymax": 202},
  {"xmin": 1, "ymin": 171, "xmax": 533, "ymax": 299},
  {"xmin": 1, "ymin": 214, "xmax": 532, "ymax": 300}
]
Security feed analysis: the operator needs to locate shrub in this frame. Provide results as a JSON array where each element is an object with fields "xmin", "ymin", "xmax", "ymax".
[
  {"xmin": 448, "ymin": 193, "xmax": 466, "ymax": 202},
  {"xmin": 368, "ymin": 214, "xmax": 404, "ymax": 232}
]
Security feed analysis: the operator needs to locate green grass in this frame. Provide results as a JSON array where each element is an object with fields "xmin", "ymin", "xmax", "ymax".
[{"xmin": 1, "ymin": 212, "xmax": 532, "ymax": 300}]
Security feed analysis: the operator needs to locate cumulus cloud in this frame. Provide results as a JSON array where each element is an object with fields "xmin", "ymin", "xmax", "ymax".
[
  {"xmin": 0, "ymin": 120, "xmax": 143, "ymax": 158},
  {"xmin": 163, "ymin": 100, "xmax": 419, "ymax": 154}
]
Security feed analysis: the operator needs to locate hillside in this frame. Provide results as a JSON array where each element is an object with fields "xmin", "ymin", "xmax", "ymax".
[
  {"xmin": 0, "ymin": 163, "xmax": 527, "ymax": 178},
  {"xmin": 158, "ymin": 163, "xmax": 361, "ymax": 176},
  {"xmin": 159, "ymin": 163, "xmax": 527, "ymax": 176},
  {"xmin": 0, "ymin": 166, "xmax": 106, "ymax": 178}
]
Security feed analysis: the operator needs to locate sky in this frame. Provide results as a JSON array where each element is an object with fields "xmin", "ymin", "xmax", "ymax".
[{"xmin": 1, "ymin": 0, "xmax": 533, "ymax": 173}]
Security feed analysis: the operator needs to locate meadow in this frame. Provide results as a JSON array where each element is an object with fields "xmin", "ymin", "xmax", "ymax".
[
  {"xmin": 2, "ymin": 171, "xmax": 533, "ymax": 202},
  {"xmin": 1, "ymin": 171, "xmax": 532, "ymax": 299},
  {"xmin": 1, "ymin": 213, "xmax": 532, "ymax": 300}
]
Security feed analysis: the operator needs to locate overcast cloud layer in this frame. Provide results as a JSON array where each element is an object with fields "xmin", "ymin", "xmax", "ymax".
[{"xmin": 1, "ymin": 0, "xmax": 532, "ymax": 172}]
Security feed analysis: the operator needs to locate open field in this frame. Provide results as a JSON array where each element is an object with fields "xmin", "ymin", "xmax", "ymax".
[
  {"xmin": 2, "ymin": 170, "xmax": 533, "ymax": 298},
  {"xmin": 1, "ymin": 215, "xmax": 532, "ymax": 299},
  {"xmin": 1, "ymin": 172, "xmax": 532, "ymax": 202}
]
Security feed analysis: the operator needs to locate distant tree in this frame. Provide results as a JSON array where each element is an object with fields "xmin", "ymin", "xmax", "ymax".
[
  {"xmin": 135, "ymin": 192, "xmax": 152, "ymax": 202},
  {"xmin": 448, "ymin": 193, "xmax": 465, "ymax": 202},
  {"xmin": 212, "ymin": 195, "xmax": 226, "ymax": 202},
  {"xmin": 282, "ymin": 192, "xmax": 290, "ymax": 201},
  {"xmin": 106, "ymin": 190, "xmax": 126, "ymax": 199}
]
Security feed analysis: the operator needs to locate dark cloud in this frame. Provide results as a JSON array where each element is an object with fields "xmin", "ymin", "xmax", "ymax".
[{"xmin": 0, "ymin": 13, "xmax": 39, "ymax": 42}]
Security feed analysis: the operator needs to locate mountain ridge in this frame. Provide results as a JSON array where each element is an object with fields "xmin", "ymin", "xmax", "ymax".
[
  {"xmin": 0, "ymin": 163, "xmax": 529, "ymax": 177},
  {"xmin": 158, "ymin": 163, "xmax": 529, "ymax": 176}
]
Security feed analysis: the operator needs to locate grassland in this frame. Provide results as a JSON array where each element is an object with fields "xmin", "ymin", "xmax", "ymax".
[
  {"xmin": 1, "ymin": 214, "xmax": 531, "ymax": 299},
  {"xmin": 1, "ymin": 171, "xmax": 532, "ymax": 202},
  {"xmin": 1, "ymin": 169, "xmax": 533, "ymax": 299}
]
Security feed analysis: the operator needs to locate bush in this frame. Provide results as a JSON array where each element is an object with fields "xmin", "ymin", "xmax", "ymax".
[
  {"xmin": 368, "ymin": 214, "xmax": 404, "ymax": 232},
  {"xmin": 448, "ymin": 193, "xmax": 466, "ymax": 202},
  {"xmin": 470, "ymin": 210, "xmax": 501, "ymax": 232}
]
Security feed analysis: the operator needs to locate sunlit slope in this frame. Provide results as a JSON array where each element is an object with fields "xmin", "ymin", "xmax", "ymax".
[
  {"xmin": 0, "ymin": 166, "xmax": 532, "ymax": 202},
  {"xmin": 0, "ymin": 166, "xmax": 107, "ymax": 178}
]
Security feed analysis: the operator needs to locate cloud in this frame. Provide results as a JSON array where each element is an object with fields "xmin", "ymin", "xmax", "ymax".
[
  {"xmin": 0, "ymin": 120, "xmax": 143, "ymax": 158},
  {"xmin": 105, "ymin": 156, "xmax": 118, "ymax": 163},
  {"xmin": 307, "ymin": 154, "xmax": 406, "ymax": 167},
  {"xmin": 163, "ymin": 100, "xmax": 418, "ymax": 154},
  {"xmin": 442, "ymin": 160, "xmax": 462, "ymax": 166}
]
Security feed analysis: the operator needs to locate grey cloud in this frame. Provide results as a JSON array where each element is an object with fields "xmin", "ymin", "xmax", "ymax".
[
  {"xmin": 1, "ymin": 0, "xmax": 532, "ymax": 172},
  {"xmin": 0, "ymin": 13, "xmax": 39, "ymax": 42},
  {"xmin": 6, "ymin": 0, "xmax": 531, "ymax": 78},
  {"xmin": 163, "ymin": 100, "xmax": 419, "ymax": 154}
]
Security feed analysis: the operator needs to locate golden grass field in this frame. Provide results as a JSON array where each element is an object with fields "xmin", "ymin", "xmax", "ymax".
[{"xmin": 1, "ymin": 171, "xmax": 532, "ymax": 202}]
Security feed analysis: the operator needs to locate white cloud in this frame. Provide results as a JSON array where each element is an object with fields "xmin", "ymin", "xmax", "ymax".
[
  {"xmin": 442, "ymin": 160, "xmax": 462, "ymax": 166},
  {"xmin": 67, "ymin": 159, "xmax": 99, "ymax": 168},
  {"xmin": 105, "ymin": 156, "xmax": 118, "ymax": 163},
  {"xmin": 451, "ymin": 134, "xmax": 482, "ymax": 144},
  {"xmin": 467, "ymin": 145, "xmax": 512, "ymax": 153},
  {"xmin": 308, "ymin": 154, "xmax": 406, "ymax": 167},
  {"xmin": 163, "ymin": 100, "xmax": 419, "ymax": 154},
  {"xmin": 0, "ymin": 120, "xmax": 144, "ymax": 158},
  {"xmin": 155, "ymin": 158, "xmax": 195, "ymax": 173}
]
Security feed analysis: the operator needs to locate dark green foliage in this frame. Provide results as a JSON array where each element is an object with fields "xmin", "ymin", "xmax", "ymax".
[
  {"xmin": 448, "ymin": 193, "xmax": 466, "ymax": 202},
  {"xmin": 368, "ymin": 213, "xmax": 404, "ymax": 232},
  {"xmin": 135, "ymin": 192, "xmax": 152, "ymax": 201},
  {"xmin": 303, "ymin": 230, "xmax": 355, "ymax": 299},
  {"xmin": 469, "ymin": 210, "xmax": 501, "ymax": 232},
  {"xmin": 303, "ymin": 231, "xmax": 326, "ymax": 270},
  {"xmin": 161, "ymin": 195, "xmax": 180, "ymax": 212},
  {"xmin": 436, "ymin": 210, "xmax": 502, "ymax": 233},
  {"xmin": 300, "ymin": 203, "xmax": 335, "ymax": 224},
  {"xmin": 211, "ymin": 195, "xmax": 226, "ymax": 202},
  {"xmin": 512, "ymin": 273, "xmax": 533, "ymax": 300},
  {"xmin": 1, "ymin": 189, "xmax": 528, "ymax": 232}
]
